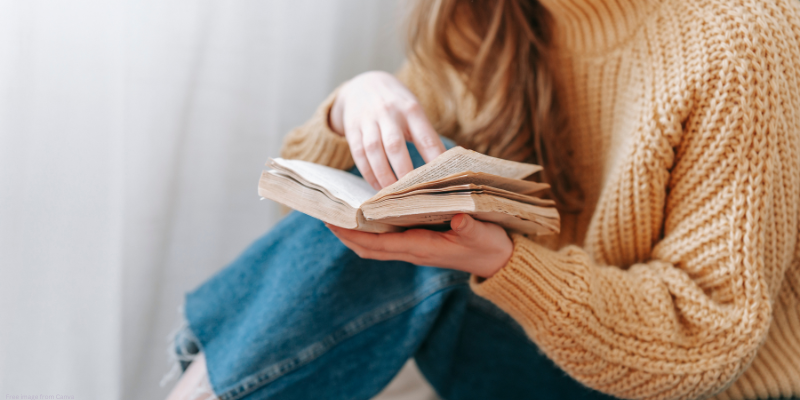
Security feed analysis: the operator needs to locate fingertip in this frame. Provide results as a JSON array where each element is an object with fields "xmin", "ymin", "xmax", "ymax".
[
  {"xmin": 451, "ymin": 213, "xmax": 470, "ymax": 232},
  {"xmin": 354, "ymin": 163, "xmax": 380, "ymax": 191},
  {"xmin": 361, "ymin": 171, "xmax": 381, "ymax": 190}
]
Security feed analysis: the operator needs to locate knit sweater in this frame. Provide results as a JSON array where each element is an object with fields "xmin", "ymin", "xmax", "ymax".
[{"xmin": 280, "ymin": 0, "xmax": 800, "ymax": 398}]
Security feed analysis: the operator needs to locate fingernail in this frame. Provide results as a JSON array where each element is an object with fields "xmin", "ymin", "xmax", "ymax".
[{"xmin": 453, "ymin": 214, "xmax": 467, "ymax": 232}]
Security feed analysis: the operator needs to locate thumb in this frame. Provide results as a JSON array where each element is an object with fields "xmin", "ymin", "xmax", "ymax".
[{"xmin": 451, "ymin": 214, "xmax": 481, "ymax": 239}]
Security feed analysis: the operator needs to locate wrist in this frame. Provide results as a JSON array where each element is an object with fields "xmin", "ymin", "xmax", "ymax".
[
  {"xmin": 476, "ymin": 234, "xmax": 513, "ymax": 279},
  {"xmin": 328, "ymin": 87, "xmax": 347, "ymax": 136}
]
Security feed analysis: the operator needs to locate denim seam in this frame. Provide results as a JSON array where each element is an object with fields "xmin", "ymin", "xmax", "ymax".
[{"xmin": 215, "ymin": 272, "xmax": 469, "ymax": 400}]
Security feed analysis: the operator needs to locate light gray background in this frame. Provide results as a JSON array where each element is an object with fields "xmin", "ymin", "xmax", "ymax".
[{"xmin": 0, "ymin": 1, "xmax": 436, "ymax": 399}]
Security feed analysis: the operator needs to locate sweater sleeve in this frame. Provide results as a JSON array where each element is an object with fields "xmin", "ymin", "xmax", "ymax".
[
  {"xmin": 280, "ymin": 62, "xmax": 443, "ymax": 170},
  {"xmin": 471, "ymin": 34, "xmax": 800, "ymax": 400}
]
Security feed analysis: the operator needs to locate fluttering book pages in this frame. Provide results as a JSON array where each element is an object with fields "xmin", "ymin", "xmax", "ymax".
[{"xmin": 258, "ymin": 146, "xmax": 560, "ymax": 235}]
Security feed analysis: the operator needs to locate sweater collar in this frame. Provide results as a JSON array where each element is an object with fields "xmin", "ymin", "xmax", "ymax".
[{"xmin": 539, "ymin": 0, "xmax": 662, "ymax": 53}]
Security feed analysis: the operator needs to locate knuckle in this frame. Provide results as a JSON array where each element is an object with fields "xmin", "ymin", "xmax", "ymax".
[
  {"xmin": 349, "ymin": 143, "xmax": 365, "ymax": 156},
  {"xmin": 376, "ymin": 103, "xmax": 392, "ymax": 116},
  {"xmin": 374, "ymin": 241, "xmax": 389, "ymax": 253},
  {"xmin": 417, "ymin": 135, "xmax": 439, "ymax": 149},
  {"xmin": 344, "ymin": 123, "xmax": 360, "ymax": 136},
  {"xmin": 405, "ymin": 101, "xmax": 425, "ymax": 116},
  {"xmin": 410, "ymin": 250, "xmax": 431, "ymax": 262},
  {"xmin": 364, "ymin": 139, "xmax": 382, "ymax": 153},
  {"xmin": 401, "ymin": 101, "xmax": 422, "ymax": 115},
  {"xmin": 384, "ymin": 137, "xmax": 406, "ymax": 154},
  {"xmin": 409, "ymin": 245, "xmax": 433, "ymax": 260}
]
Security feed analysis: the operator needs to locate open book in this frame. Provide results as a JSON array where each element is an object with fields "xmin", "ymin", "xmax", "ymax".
[{"xmin": 258, "ymin": 147, "xmax": 559, "ymax": 235}]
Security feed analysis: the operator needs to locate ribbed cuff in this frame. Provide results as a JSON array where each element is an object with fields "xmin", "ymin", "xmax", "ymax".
[
  {"xmin": 470, "ymin": 234, "xmax": 590, "ymax": 332},
  {"xmin": 280, "ymin": 86, "xmax": 354, "ymax": 170}
]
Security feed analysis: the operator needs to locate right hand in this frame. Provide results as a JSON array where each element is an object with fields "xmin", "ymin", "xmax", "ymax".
[{"xmin": 329, "ymin": 71, "xmax": 446, "ymax": 190}]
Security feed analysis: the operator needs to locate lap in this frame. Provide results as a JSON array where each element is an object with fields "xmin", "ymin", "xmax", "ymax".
[
  {"xmin": 184, "ymin": 212, "xmax": 469, "ymax": 398},
  {"xmin": 178, "ymin": 139, "xmax": 614, "ymax": 399}
]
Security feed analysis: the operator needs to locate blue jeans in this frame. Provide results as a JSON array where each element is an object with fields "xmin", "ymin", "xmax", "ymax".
[{"xmin": 176, "ymin": 140, "xmax": 617, "ymax": 400}]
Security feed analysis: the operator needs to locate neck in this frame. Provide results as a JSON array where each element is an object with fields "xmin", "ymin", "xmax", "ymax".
[{"xmin": 538, "ymin": 0, "xmax": 662, "ymax": 53}]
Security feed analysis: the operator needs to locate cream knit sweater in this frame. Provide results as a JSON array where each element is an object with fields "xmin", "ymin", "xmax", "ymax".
[{"xmin": 280, "ymin": 0, "xmax": 800, "ymax": 398}]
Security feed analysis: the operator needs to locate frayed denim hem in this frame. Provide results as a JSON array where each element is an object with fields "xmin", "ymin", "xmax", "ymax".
[{"xmin": 161, "ymin": 305, "xmax": 219, "ymax": 400}]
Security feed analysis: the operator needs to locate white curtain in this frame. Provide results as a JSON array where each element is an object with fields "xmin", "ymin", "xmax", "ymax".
[{"xmin": 0, "ymin": 1, "xmax": 436, "ymax": 399}]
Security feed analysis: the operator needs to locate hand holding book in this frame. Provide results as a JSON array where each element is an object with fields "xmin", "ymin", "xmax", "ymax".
[
  {"xmin": 259, "ymin": 146, "xmax": 559, "ymax": 276},
  {"xmin": 329, "ymin": 70, "xmax": 446, "ymax": 190},
  {"xmin": 326, "ymin": 213, "xmax": 514, "ymax": 278},
  {"xmin": 259, "ymin": 146, "xmax": 560, "ymax": 236}
]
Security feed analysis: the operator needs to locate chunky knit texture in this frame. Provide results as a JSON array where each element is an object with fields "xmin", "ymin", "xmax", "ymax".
[{"xmin": 280, "ymin": 0, "xmax": 800, "ymax": 398}]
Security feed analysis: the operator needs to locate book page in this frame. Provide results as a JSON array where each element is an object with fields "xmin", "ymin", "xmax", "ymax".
[
  {"xmin": 362, "ymin": 193, "xmax": 560, "ymax": 235},
  {"xmin": 259, "ymin": 170, "xmax": 401, "ymax": 233},
  {"xmin": 270, "ymin": 158, "xmax": 377, "ymax": 208},
  {"xmin": 259, "ymin": 171, "xmax": 359, "ymax": 228},
  {"xmin": 367, "ymin": 171, "xmax": 550, "ymax": 204},
  {"xmin": 374, "ymin": 147, "xmax": 541, "ymax": 198},
  {"xmin": 373, "ymin": 184, "xmax": 556, "ymax": 207},
  {"xmin": 417, "ymin": 171, "xmax": 549, "ymax": 194}
]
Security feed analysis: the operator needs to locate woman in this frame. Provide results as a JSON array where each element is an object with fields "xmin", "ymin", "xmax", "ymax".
[{"xmin": 166, "ymin": 0, "xmax": 800, "ymax": 399}]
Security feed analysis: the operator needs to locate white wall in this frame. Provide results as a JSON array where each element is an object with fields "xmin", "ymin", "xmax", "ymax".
[{"xmin": 0, "ymin": 1, "xmax": 406, "ymax": 399}]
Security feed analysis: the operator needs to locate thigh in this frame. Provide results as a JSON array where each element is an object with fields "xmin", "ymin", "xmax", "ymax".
[
  {"xmin": 415, "ymin": 292, "xmax": 618, "ymax": 400},
  {"xmin": 184, "ymin": 211, "xmax": 470, "ymax": 399}
]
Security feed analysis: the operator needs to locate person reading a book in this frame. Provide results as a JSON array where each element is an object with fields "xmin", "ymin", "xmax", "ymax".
[{"xmin": 166, "ymin": 0, "xmax": 800, "ymax": 399}]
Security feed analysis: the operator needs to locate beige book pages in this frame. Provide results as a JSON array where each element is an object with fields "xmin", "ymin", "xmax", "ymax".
[
  {"xmin": 363, "ymin": 192, "xmax": 559, "ymax": 221},
  {"xmin": 258, "ymin": 171, "xmax": 357, "ymax": 227},
  {"xmin": 375, "ymin": 147, "xmax": 542, "ymax": 198},
  {"xmin": 259, "ymin": 148, "xmax": 558, "ymax": 235},
  {"xmin": 270, "ymin": 158, "xmax": 376, "ymax": 208},
  {"xmin": 372, "ymin": 184, "xmax": 556, "ymax": 207},
  {"xmin": 363, "ymin": 193, "xmax": 559, "ymax": 235},
  {"xmin": 258, "ymin": 171, "xmax": 398, "ymax": 232},
  {"xmin": 368, "ymin": 171, "xmax": 550, "ymax": 204}
]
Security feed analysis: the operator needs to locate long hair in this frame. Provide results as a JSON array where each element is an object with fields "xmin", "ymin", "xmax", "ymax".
[{"xmin": 407, "ymin": 0, "xmax": 583, "ymax": 212}]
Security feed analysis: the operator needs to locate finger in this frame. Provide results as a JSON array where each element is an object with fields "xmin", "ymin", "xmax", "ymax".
[
  {"xmin": 450, "ymin": 214, "xmax": 472, "ymax": 233},
  {"xmin": 344, "ymin": 126, "xmax": 380, "ymax": 190},
  {"xmin": 378, "ymin": 115, "xmax": 414, "ymax": 179},
  {"xmin": 337, "ymin": 235, "xmax": 400, "ymax": 261},
  {"xmin": 362, "ymin": 121, "xmax": 398, "ymax": 188},
  {"xmin": 449, "ymin": 214, "xmax": 481, "ymax": 241},
  {"xmin": 329, "ymin": 225, "xmax": 396, "ymax": 251},
  {"xmin": 328, "ymin": 227, "xmax": 414, "ymax": 262},
  {"xmin": 402, "ymin": 101, "xmax": 446, "ymax": 163},
  {"xmin": 331, "ymin": 225, "xmax": 442, "ymax": 257}
]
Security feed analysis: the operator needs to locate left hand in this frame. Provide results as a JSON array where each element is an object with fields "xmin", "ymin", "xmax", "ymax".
[{"xmin": 327, "ymin": 214, "xmax": 513, "ymax": 278}]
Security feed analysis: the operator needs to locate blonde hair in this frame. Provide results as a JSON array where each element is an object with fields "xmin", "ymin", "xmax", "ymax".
[{"xmin": 407, "ymin": 0, "xmax": 583, "ymax": 212}]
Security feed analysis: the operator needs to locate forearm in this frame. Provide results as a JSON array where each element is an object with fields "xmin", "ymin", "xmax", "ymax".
[{"xmin": 471, "ymin": 236, "xmax": 769, "ymax": 399}]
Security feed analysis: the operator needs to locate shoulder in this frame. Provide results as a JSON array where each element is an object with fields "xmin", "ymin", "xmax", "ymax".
[
  {"xmin": 668, "ymin": 0, "xmax": 800, "ymax": 98},
  {"xmin": 673, "ymin": 0, "xmax": 800, "ymax": 53}
]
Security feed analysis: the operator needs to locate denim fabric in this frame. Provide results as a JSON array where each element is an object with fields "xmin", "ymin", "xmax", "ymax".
[{"xmin": 179, "ymin": 139, "xmax": 617, "ymax": 400}]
